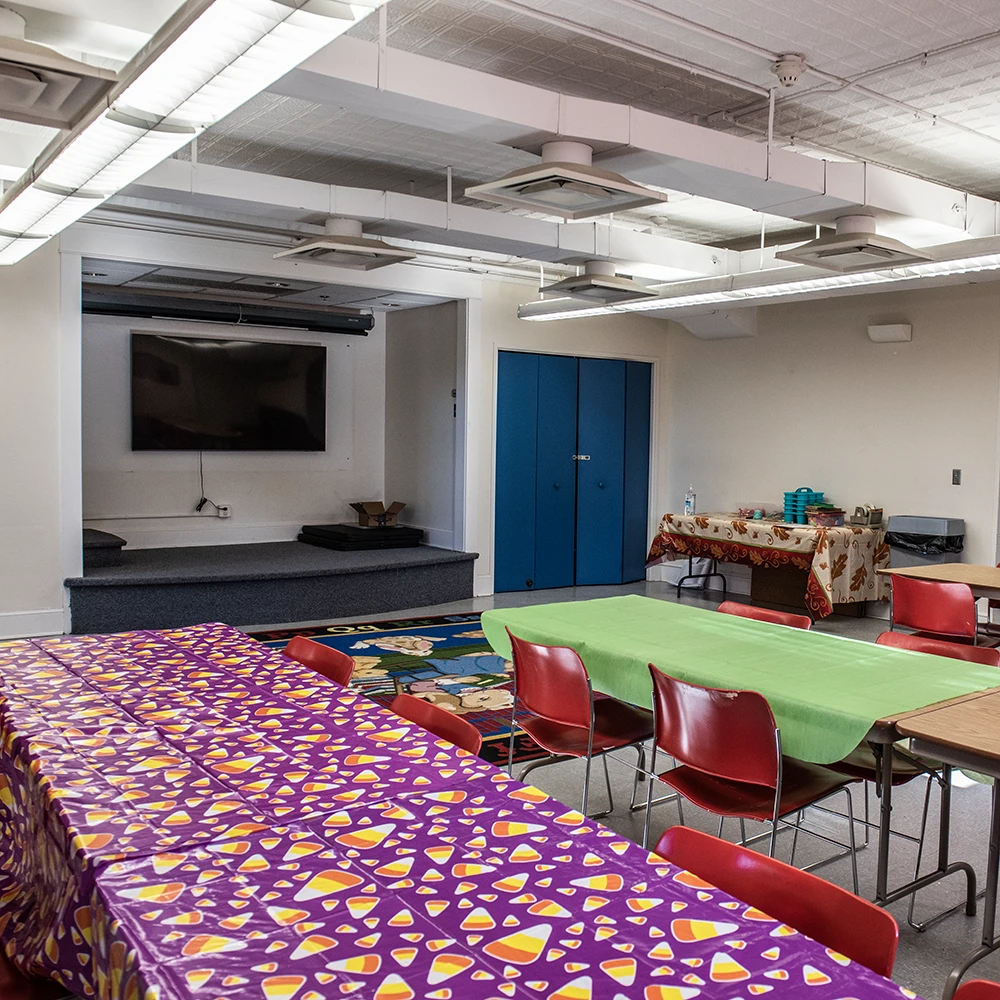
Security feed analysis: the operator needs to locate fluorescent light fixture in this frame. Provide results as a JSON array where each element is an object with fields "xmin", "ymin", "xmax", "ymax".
[
  {"xmin": 0, "ymin": 0, "xmax": 387, "ymax": 265},
  {"xmin": 517, "ymin": 248, "xmax": 1000, "ymax": 321}
]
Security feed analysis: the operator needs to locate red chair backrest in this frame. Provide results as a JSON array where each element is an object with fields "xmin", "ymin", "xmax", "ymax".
[
  {"xmin": 890, "ymin": 575, "xmax": 976, "ymax": 640},
  {"xmin": 389, "ymin": 692, "xmax": 482, "ymax": 755},
  {"xmin": 655, "ymin": 826, "xmax": 898, "ymax": 977},
  {"xmin": 648, "ymin": 665, "xmax": 779, "ymax": 787},
  {"xmin": 955, "ymin": 982, "xmax": 1000, "ymax": 1000},
  {"xmin": 507, "ymin": 630, "xmax": 591, "ymax": 729},
  {"xmin": 718, "ymin": 601, "xmax": 812, "ymax": 630},
  {"xmin": 876, "ymin": 630, "xmax": 1000, "ymax": 667},
  {"xmin": 282, "ymin": 636, "xmax": 355, "ymax": 686}
]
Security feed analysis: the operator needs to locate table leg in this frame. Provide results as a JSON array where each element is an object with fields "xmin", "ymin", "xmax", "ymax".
[
  {"xmin": 942, "ymin": 779, "xmax": 1000, "ymax": 1000},
  {"xmin": 874, "ymin": 745, "xmax": 977, "ymax": 918},
  {"xmin": 876, "ymin": 739, "xmax": 893, "ymax": 903}
]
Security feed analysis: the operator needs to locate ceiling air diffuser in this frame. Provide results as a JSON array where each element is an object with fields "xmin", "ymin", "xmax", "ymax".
[
  {"xmin": 541, "ymin": 260, "xmax": 658, "ymax": 304},
  {"xmin": 775, "ymin": 216, "xmax": 932, "ymax": 273},
  {"xmin": 465, "ymin": 141, "xmax": 667, "ymax": 221},
  {"xmin": 274, "ymin": 218, "xmax": 416, "ymax": 270}
]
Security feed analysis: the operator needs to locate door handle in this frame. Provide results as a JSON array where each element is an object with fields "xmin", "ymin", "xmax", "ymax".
[
  {"xmin": 572, "ymin": 455, "xmax": 591, "ymax": 461},
  {"xmin": 598, "ymin": 481, "xmax": 605, "ymax": 489}
]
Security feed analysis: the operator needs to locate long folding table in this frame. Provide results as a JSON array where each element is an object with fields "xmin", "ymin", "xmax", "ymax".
[
  {"xmin": 0, "ymin": 621, "xmax": 930, "ymax": 1000},
  {"xmin": 482, "ymin": 595, "xmax": 1000, "ymax": 910},
  {"xmin": 898, "ymin": 690, "xmax": 1000, "ymax": 998}
]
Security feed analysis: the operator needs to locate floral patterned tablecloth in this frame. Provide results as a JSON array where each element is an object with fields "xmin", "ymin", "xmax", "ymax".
[
  {"xmin": 0, "ymin": 623, "xmax": 920, "ymax": 1000},
  {"xmin": 647, "ymin": 514, "xmax": 890, "ymax": 618}
]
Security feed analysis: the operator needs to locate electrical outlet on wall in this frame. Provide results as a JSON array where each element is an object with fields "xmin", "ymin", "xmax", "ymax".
[
  {"xmin": 952, "ymin": 469, "xmax": 962, "ymax": 486},
  {"xmin": 217, "ymin": 505, "xmax": 232, "ymax": 518}
]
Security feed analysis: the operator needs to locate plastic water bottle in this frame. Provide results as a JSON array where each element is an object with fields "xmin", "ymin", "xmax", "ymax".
[{"xmin": 683, "ymin": 485, "xmax": 696, "ymax": 516}]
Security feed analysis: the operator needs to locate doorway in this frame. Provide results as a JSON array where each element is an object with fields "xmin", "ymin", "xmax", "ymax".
[{"xmin": 494, "ymin": 351, "xmax": 652, "ymax": 592}]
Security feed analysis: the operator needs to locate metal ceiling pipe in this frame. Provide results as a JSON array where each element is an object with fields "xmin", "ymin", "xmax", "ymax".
[
  {"xmin": 481, "ymin": 0, "xmax": 770, "ymax": 97},
  {"xmin": 605, "ymin": 0, "xmax": 1000, "ymax": 150}
]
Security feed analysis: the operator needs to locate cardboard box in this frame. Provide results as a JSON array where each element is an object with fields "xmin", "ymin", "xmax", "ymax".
[{"xmin": 349, "ymin": 500, "xmax": 406, "ymax": 527}]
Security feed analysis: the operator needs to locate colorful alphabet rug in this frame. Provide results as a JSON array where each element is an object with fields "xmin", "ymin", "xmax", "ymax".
[{"xmin": 249, "ymin": 614, "xmax": 542, "ymax": 766}]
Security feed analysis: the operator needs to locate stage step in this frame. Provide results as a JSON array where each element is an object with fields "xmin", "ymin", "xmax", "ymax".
[{"xmin": 66, "ymin": 541, "xmax": 477, "ymax": 634}]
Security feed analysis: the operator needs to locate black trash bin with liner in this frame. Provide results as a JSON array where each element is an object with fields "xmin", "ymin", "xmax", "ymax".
[{"xmin": 885, "ymin": 515, "xmax": 965, "ymax": 568}]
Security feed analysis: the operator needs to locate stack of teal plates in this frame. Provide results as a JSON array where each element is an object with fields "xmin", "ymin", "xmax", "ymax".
[{"xmin": 783, "ymin": 487, "xmax": 824, "ymax": 524}]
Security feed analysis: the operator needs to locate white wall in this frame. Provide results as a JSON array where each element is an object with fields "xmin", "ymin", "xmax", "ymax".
[
  {"xmin": 465, "ymin": 280, "xmax": 672, "ymax": 596},
  {"xmin": 666, "ymin": 282, "xmax": 1000, "ymax": 566},
  {"xmin": 81, "ymin": 314, "xmax": 387, "ymax": 547},
  {"xmin": 384, "ymin": 302, "xmax": 460, "ymax": 549},
  {"xmin": 0, "ymin": 242, "xmax": 81, "ymax": 638}
]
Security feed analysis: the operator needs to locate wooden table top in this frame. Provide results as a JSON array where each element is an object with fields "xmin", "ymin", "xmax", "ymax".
[
  {"xmin": 876, "ymin": 562, "xmax": 1000, "ymax": 593},
  {"xmin": 896, "ymin": 688, "xmax": 1000, "ymax": 764}
]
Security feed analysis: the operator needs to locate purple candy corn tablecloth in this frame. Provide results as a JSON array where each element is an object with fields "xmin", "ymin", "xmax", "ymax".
[{"xmin": 0, "ymin": 623, "xmax": 922, "ymax": 1000}]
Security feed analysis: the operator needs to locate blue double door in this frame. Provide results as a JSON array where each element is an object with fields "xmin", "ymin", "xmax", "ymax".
[{"xmin": 495, "ymin": 351, "xmax": 652, "ymax": 592}]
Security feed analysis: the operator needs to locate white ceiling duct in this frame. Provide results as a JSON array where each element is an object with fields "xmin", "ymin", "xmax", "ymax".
[
  {"xmin": 464, "ymin": 141, "xmax": 668, "ymax": 221},
  {"xmin": 0, "ymin": 6, "xmax": 116, "ymax": 129},
  {"xmin": 775, "ymin": 215, "xmax": 933, "ymax": 272},
  {"xmin": 541, "ymin": 259, "xmax": 659, "ymax": 304},
  {"xmin": 273, "ymin": 217, "xmax": 416, "ymax": 270}
]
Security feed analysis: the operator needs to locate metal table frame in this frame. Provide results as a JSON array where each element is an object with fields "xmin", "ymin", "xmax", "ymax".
[{"xmin": 904, "ymin": 736, "xmax": 1000, "ymax": 999}]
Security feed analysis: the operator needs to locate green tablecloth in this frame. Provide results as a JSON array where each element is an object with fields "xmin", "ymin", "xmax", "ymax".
[{"xmin": 481, "ymin": 595, "xmax": 1000, "ymax": 764}]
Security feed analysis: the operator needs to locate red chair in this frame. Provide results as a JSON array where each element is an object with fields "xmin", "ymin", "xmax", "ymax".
[
  {"xmin": 644, "ymin": 665, "xmax": 860, "ymax": 890},
  {"xmin": 889, "ymin": 575, "xmax": 977, "ymax": 644},
  {"xmin": 507, "ymin": 630, "xmax": 655, "ymax": 818},
  {"xmin": 655, "ymin": 826, "xmax": 898, "ymax": 977},
  {"xmin": 282, "ymin": 636, "xmax": 355, "ymax": 686},
  {"xmin": 389, "ymin": 692, "xmax": 482, "ymax": 755},
  {"xmin": 876, "ymin": 630, "xmax": 1000, "ymax": 666},
  {"xmin": 0, "ymin": 952, "xmax": 67, "ymax": 1000},
  {"xmin": 718, "ymin": 600, "xmax": 812, "ymax": 629},
  {"xmin": 956, "ymin": 982, "xmax": 1000, "ymax": 1000}
]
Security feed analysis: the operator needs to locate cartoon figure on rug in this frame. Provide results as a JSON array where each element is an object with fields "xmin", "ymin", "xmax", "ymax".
[
  {"xmin": 347, "ymin": 655, "xmax": 388, "ymax": 682},
  {"xmin": 349, "ymin": 634, "xmax": 444, "ymax": 657},
  {"xmin": 409, "ymin": 674, "xmax": 513, "ymax": 715}
]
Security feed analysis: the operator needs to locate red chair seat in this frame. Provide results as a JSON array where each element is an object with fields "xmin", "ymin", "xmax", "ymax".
[
  {"xmin": 522, "ymin": 700, "xmax": 653, "ymax": 757},
  {"xmin": 956, "ymin": 982, "xmax": 1000, "ymax": 1000},
  {"xmin": 656, "ymin": 756, "xmax": 855, "ymax": 822}
]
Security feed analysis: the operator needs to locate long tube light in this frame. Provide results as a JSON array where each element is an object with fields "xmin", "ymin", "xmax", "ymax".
[
  {"xmin": 0, "ymin": 0, "xmax": 387, "ymax": 265},
  {"xmin": 517, "ymin": 251, "xmax": 1000, "ymax": 321}
]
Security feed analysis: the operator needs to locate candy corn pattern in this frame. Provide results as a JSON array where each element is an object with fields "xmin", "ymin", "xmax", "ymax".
[{"xmin": 0, "ymin": 623, "xmax": 922, "ymax": 1000}]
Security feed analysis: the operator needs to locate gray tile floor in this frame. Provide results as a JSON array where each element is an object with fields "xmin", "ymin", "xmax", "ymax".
[{"xmin": 242, "ymin": 581, "xmax": 1000, "ymax": 1000}]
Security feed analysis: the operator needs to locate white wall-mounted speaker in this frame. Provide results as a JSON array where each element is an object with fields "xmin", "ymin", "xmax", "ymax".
[{"xmin": 867, "ymin": 323, "xmax": 911, "ymax": 343}]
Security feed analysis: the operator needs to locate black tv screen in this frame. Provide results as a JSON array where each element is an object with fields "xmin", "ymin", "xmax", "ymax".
[{"xmin": 131, "ymin": 334, "xmax": 327, "ymax": 451}]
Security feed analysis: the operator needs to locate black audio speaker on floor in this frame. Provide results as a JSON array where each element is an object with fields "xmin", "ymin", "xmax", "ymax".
[{"xmin": 298, "ymin": 523, "xmax": 424, "ymax": 551}]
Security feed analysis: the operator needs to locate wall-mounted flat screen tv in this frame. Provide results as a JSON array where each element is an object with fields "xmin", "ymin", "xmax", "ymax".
[{"xmin": 131, "ymin": 333, "xmax": 327, "ymax": 451}]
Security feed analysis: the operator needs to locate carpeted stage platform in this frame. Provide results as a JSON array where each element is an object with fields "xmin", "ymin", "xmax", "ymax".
[{"xmin": 65, "ymin": 542, "xmax": 477, "ymax": 634}]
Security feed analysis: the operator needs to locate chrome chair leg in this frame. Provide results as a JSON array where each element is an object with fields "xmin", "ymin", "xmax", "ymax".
[
  {"xmin": 629, "ymin": 744, "xmax": 645, "ymax": 811},
  {"xmin": 845, "ymin": 786, "xmax": 859, "ymax": 895},
  {"xmin": 789, "ymin": 810, "xmax": 803, "ymax": 866},
  {"xmin": 602, "ymin": 754, "xmax": 614, "ymax": 814},
  {"xmin": 738, "ymin": 817, "xmax": 747, "ymax": 846}
]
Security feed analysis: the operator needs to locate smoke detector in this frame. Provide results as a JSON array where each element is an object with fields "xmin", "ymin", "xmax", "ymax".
[
  {"xmin": 774, "ymin": 216, "xmax": 933, "ymax": 272},
  {"xmin": 770, "ymin": 53, "xmax": 807, "ymax": 88},
  {"xmin": 0, "ymin": 6, "xmax": 115, "ymax": 129},
  {"xmin": 465, "ymin": 141, "xmax": 668, "ymax": 221},
  {"xmin": 273, "ymin": 218, "xmax": 416, "ymax": 270},
  {"xmin": 540, "ymin": 260, "xmax": 659, "ymax": 304}
]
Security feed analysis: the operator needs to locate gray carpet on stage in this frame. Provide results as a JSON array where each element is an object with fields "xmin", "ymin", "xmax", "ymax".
[{"xmin": 65, "ymin": 541, "xmax": 477, "ymax": 633}]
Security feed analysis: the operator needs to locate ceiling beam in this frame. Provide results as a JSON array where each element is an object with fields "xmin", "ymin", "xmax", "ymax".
[
  {"xmin": 123, "ymin": 159, "xmax": 733, "ymax": 279},
  {"xmin": 272, "ymin": 35, "xmax": 992, "ymax": 238}
]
